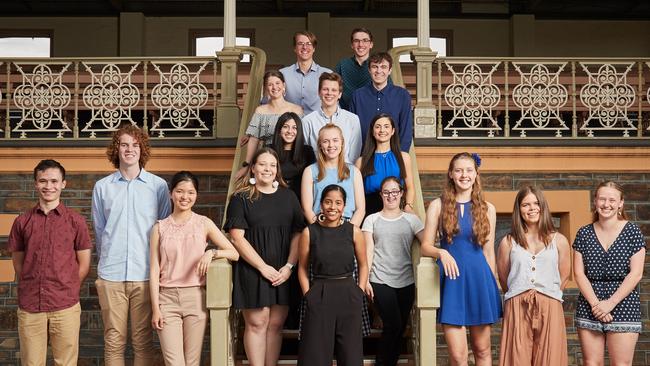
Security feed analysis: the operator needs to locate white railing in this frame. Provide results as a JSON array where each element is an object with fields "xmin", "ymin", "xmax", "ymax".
[
  {"xmin": 433, "ymin": 58, "xmax": 650, "ymax": 138},
  {"xmin": 1, "ymin": 57, "xmax": 220, "ymax": 139}
]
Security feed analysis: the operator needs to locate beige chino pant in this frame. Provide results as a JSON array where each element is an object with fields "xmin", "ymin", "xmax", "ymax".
[
  {"xmin": 17, "ymin": 302, "xmax": 81, "ymax": 366},
  {"xmin": 157, "ymin": 286, "xmax": 208, "ymax": 366},
  {"xmin": 95, "ymin": 279, "xmax": 154, "ymax": 366}
]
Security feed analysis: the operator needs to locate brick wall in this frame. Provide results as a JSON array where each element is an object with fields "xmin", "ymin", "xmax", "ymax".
[{"xmin": 0, "ymin": 171, "xmax": 648, "ymax": 365}]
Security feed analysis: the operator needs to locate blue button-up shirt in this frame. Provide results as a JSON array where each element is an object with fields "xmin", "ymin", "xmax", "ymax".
[
  {"xmin": 302, "ymin": 106, "xmax": 363, "ymax": 164},
  {"xmin": 92, "ymin": 169, "xmax": 171, "ymax": 281},
  {"xmin": 280, "ymin": 62, "xmax": 332, "ymax": 115},
  {"xmin": 349, "ymin": 83, "xmax": 413, "ymax": 152}
]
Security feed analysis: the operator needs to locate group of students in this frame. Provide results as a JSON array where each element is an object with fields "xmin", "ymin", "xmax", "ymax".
[{"xmin": 6, "ymin": 29, "xmax": 646, "ymax": 366}]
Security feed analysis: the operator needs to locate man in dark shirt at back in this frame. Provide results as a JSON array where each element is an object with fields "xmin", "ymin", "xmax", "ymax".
[
  {"xmin": 9, "ymin": 159, "xmax": 92, "ymax": 366},
  {"xmin": 350, "ymin": 52, "xmax": 413, "ymax": 152}
]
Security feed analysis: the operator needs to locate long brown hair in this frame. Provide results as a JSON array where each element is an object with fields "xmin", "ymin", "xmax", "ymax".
[
  {"xmin": 440, "ymin": 152, "xmax": 490, "ymax": 246},
  {"xmin": 509, "ymin": 186, "xmax": 555, "ymax": 249},
  {"xmin": 359, "ymin": 114, "xmax": 406, "ymax": 180},
  {"xmin": 315, "ymin": 124, "xmax": 349, "ymax": 182},
  {"xmin": 232, "ymin": 147, "xmax": 287, "ymax": 201},
  {"xmin": 592, "ymin": 180, "xmax": 628, "ymax": 222}
]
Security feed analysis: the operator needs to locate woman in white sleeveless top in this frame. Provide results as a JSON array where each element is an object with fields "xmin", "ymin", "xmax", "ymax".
[{"xmin": 496, "ymin": 186, "xmax": 570, "ymax": 366}]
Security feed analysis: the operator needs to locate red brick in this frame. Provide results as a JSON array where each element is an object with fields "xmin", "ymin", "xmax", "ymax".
[
  {"xmin": 3, "ymin": 198, "xmax": 34, "ymax": 212},
  {"xmin": 623, "ymin": 183, "xmax": 650, "ymax": 201}
]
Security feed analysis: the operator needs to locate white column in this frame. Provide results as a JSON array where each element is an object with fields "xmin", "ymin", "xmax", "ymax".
[
  {"xmin": 412, "ymin": 0, "xmax": 437, "ymax": 138},
  {"xmin": 223, "ymin": 0, "xmax": 236, "ymax": 48},
  {"xmin": 417, "ymin": 0, "xmax": 430, "ymax": 48}
]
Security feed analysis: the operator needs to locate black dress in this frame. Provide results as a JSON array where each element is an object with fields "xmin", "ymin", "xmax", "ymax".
[
  {"xmin": 573, "ymin": 221, "xmax": 646, "ymax": 333},
  {"xmin": 224, "ymin": 188, "xmax": 305, "ymax": 309},
  {"xmin": 278, "ymin": 145, "xmax": 316, "ymax": 202}
]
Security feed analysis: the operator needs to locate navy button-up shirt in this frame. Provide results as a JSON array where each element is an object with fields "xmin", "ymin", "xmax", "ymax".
[{"xmin": 349, "ymin": 83, "xmax": 413, "ymax": 152}]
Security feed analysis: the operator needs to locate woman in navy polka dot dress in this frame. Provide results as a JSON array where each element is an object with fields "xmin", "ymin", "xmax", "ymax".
[{"xmin": 573, "ymin": 181, "xmax": 646, "ymax": 366}]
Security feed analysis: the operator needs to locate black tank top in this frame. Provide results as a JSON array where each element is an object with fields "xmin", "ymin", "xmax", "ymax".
[{"xmin": 308, "ymin": 221, "xmax": 355, "ymax": 278}]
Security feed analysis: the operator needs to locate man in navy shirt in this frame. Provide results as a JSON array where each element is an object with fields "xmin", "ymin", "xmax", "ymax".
[{"xmin": 350, "ymin": 52, "xmax": 413, "ymax": 152}]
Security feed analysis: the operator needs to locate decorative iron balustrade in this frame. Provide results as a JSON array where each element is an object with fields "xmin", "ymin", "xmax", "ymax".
[
  {"xmin": 431, "ymin": 58, "xmax": 650, "ymax": 138},
  {"xmin": 0, "ymin": 57, "xmax": 220, "ymax": 139}
]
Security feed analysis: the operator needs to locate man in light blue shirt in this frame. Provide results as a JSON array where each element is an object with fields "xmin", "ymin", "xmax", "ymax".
[
  {"xmin": 92, "ymin": 124, "xmax": 171, "ymax": 366},
  {"xmin": 280, "ymin": 30, "xmax": 332, "ymax": 115},
  {"xmin": 302, "ymin": 72, "xmax": 363, "ymax": 164}
]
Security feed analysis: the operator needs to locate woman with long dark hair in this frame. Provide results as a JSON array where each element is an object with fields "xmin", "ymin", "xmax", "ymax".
[
  {"xmin": 355, "ymin": 113, "xmax": 414, "ymax": 217},
  {"xmin": 271, "ymin": 112, "xmax": 315, "ymax": 201},
  {"xmin": 497, "ymin": 186, "xmax": 570, "ymax": 365}
]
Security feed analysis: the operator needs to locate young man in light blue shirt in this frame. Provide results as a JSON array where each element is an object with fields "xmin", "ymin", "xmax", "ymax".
[
  {"xmin": 280, "ymin": 30, "xmax": 332, "ymax": 115},
  {"xmin": 302, "ymin": 72, "xmax": 363, "ymax": 164},
  {"xmin": 92, "ymin": 125, "xmax": 171, "ymax": 366}
]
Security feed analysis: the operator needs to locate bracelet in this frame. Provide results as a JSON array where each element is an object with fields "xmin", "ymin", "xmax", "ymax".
[
  {"xmin": 405, "ymin": 202, "xmax": 414, "ymax": 208},
  {"xmin": 211, "ymin": 249, "xmax": 219, "ymax": 259},
  {"xmin": 284, "ymin": 262, "xmax": 295, "ymax": 271}
]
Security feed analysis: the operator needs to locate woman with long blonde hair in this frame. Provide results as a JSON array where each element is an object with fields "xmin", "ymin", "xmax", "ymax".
[
  {"xmin": 300, "ymin": 123, "xmax": 365, "ymax": 226},
  {"xmin": 421, "ymin": 152, "xmax": 501, "ymax": 366}
]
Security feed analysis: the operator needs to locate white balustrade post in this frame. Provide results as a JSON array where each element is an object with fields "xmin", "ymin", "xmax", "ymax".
[{"xmin": 412, "ymin": 0, "xmax": 437, "ymax": 138}]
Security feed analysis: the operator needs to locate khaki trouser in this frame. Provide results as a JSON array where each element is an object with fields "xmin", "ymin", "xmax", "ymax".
[
  {"xmin": 157, "ymin": 286, "xmax": 208, "ymax": 366},
  {"xmin": 17, "ymin": 302, "xmax": 81, "ymax": 366},
  {"xmin": 95, "ymin": 279, "xmax": 154, "ymax": 366}
]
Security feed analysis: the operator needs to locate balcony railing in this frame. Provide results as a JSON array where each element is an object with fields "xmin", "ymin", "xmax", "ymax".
[
  {"xmin": 0, "ymin": 57, "xmax": 254, "ymax": 140},
  {"xmin": 402, "ymin": 58, "xmax": 650, "ymax": 139}
]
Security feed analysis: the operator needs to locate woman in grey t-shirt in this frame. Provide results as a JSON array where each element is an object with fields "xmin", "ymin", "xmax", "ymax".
[{"xmin": 361, "ymin": 176, "xmax": 457, "ymax": 366}]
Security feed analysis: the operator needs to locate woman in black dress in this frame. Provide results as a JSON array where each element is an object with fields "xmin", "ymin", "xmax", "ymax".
[
  {"xmin": 574, "ymin": 180, "xmax": 646, "ymax": 366},
  {"xmin": 271, "ymin": 112, "xmax": 316, "ymax": 202},
  {"xmin": 225, "ymin": 147, "xmax": 305, "ymax": 366},
  {"xmin": 297, "ymin": 184, "xmax": 368, "ymax": 366}
]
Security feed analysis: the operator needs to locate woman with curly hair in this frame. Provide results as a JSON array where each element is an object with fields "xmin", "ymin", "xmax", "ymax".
[{"xmin": 421, "ymin": 152, "xmax": 502, "ymax": 366}]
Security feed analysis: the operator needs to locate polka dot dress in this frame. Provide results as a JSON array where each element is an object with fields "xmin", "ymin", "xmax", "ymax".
[{"xmin": 573, "ymin": 221, "xmax": 646, "ymax": 333}]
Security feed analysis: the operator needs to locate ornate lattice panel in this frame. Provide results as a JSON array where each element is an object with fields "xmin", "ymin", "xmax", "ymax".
[
  {"xmin": 511, "ymin": 63, "xmax": 569, "ymax": 137},
  {"xmin": 149, "ymin": 62, "xmax": 210, "ymax": 138},
  {"xmin": 442, "ymin": 62, "xmax": 502, "ymax": 137},
  {"xmin": 578, "ymin": 63, "xmax": 636, "ymax": 137},
  {"xmin": 12, "ymin": 63, "xmax": 72, "ymax": 138},
  {"xmin": 81, "ymin": 62, "xmax": 141, "ymax": 137}
]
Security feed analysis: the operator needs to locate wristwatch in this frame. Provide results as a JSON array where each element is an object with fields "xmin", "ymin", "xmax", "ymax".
[
  {"xmin": 241, "ymin": 161, "xmax": 250, "ymax": 167},
  {"xmin": 284, "ymin": 263, "xmax": 295, "ymax": 271}
]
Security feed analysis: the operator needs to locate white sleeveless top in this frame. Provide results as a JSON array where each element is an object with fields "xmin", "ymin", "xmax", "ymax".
[{"xmin": 504, "ymin": 233, "xmax": 563, "ymax": 302}]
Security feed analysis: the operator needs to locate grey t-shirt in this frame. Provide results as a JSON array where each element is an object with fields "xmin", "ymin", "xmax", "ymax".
[{"xmin": 361, "ymin": 212, "xmax": 424, "ymax": 288}]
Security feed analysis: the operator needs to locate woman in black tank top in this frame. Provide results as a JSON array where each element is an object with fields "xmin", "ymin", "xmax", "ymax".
[{"xmin": 297, "ymin": 184, "xmax": 368, "ymax": 366}]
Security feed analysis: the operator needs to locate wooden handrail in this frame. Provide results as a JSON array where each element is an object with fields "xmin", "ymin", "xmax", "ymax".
[
  {"xmin": 208, "ymin": 46, "xmax": 266, "ymax": 366},
  {"xmin": 388, "ymin": 45, "xmax": 440, "ymax": 366}
]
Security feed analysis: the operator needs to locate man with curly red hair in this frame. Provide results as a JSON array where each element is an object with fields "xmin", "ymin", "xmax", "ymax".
[{"xmin": 91, "ymin": 124, "xmax": 171, "ymax": 365}]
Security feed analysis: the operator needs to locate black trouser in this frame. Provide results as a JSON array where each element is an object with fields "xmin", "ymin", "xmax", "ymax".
[
  {"xmin": 298, "ymin": 277, "xmax": 364, "ymax": 366},
  {"xmin": 371, "ymin": 282, "xmax": 415, "ymax": 366}
]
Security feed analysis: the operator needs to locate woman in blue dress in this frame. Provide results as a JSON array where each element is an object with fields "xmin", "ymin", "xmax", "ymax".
[
  {"xmin": 355, "ymin": 113, "xmax": 414, "ymax": 217},
  {"xmin": 421, "ymin": 152, "xmax": 502, "ymax": 366}
]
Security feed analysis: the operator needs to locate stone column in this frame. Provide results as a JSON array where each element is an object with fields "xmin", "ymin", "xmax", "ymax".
[
  {"xmin": 412, "ymin": 0, "xmax": 437, "ymax": 138},
  {"xmin": 216, "ymin": 0, "xmax": 242, "ymax": 138}
]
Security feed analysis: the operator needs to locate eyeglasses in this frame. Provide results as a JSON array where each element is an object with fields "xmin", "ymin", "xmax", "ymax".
[
  {"xmin": 352, "ymin": 39, "xmax": 372, "ymax": 44},
  {"xmin": 380, "ymin": 190, "xmax": 402, "ymax": 198},
  {"xmin": 296, "ymin": 42, "xmax": 313, "ymax": 48}
]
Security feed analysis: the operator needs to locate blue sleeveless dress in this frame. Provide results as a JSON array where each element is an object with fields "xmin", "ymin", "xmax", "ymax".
[{"xmin": 438, "ymin": 201, "xmax": 502, "ymax": 325}]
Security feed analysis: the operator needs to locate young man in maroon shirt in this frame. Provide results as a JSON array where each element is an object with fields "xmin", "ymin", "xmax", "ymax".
[{"xmin": 9, "ymin": 159, "xmax": 92, "ymax": 366}]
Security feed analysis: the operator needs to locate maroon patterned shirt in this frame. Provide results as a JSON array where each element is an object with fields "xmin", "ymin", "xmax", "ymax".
[{"xmin": 8, "ymin": 203, "xmax": 92, "ymax": 312}]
